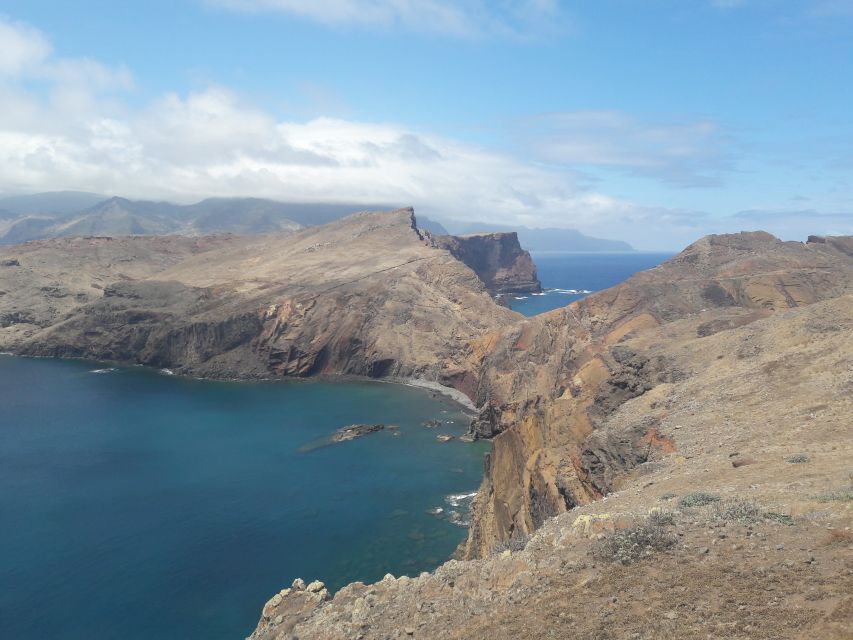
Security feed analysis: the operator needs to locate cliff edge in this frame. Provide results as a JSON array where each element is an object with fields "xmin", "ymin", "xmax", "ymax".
[
  {"xmin": 250, "ymin": 293, "xmax": 853, "ymax": 640},
  {"xmin": 460, "ymin": 231, "xmax": 853, "ymax": 558},
  {"xmin": 0, "ymin": 208, "xmax": 519, "ymax": 399},
  {"xmin": 248, "ymin": 232, "xmax": 853, "ymax": 639},
  {"xmin": 430, "ymin": 232, "xmax": 541, "ymax": 294}
]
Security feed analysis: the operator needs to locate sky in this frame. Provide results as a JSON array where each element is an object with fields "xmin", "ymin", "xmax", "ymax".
[{"xmin": 0, "ymin": 0, "xmax": 851, "ymax": 249}]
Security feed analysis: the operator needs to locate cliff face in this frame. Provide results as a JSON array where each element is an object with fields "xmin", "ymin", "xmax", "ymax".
[
  {"xmin": 431, "ymin": 232, "xmax": 541, "ymax": 294},
  {"xmin": 249, "ymin": 293, "xmax": 853, "ymax": 639},
  {"xmin": 459, "ymin": 232, "xmax": 853, "ymax": 557},
  {"xmin": 0, "ymin": 209, "xmax": 519, "ymax": 396}
]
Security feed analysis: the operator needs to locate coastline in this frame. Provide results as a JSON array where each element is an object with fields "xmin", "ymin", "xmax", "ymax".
[
  {"xmin": 0, "ymin": 352, "xmax": 479, "ymax": 413},
  {"xmin": 388, "ymin": 377, "xmax": 477, "ymax": 413}
]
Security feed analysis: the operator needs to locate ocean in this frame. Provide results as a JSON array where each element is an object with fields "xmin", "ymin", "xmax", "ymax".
[
  {"xmin": 0, "ymin": 356, "xmax": 486, "ymax": 640},
  {"xmin": 509, "ymin": 252, "xmax": 675, "ymax": 316}
]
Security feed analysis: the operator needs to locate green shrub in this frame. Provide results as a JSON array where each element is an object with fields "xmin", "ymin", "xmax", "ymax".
[
  {"xmin": 814, "ymin": 487, "xmax": 853, "ymax": 503},
  {"xmin": 714, "ymin": 498, "xmax": 765, "ymax": 523},
  {"xmin": 491, "ymin": 533, "xmax": 531, "ymax": 555},
  {"xmin": 713, "ymin": 498, "xmax": 794, "ymax": 525},
  {"xmin": 647, "ymin": 509, "xmax": 675, "ymax": 526},
  {"xmin": 677, "ymin": 491, "xmax": 721, "ymax": 509},
  {"xmin": 785, "ymin": 453, "xmax": 809, "ymax": 464},
  {"xmin": 764, "ymin": 511, "xmax": 794, "ymax": 525},
  {"xmin": 592, "ymin": 517, "xmax": 676, "ymax": 565}
]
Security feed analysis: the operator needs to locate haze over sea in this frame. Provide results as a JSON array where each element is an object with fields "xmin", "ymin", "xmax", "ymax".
[{"xmin": 0, "ymin": 356, "xmax": 485, "ymax": 640}]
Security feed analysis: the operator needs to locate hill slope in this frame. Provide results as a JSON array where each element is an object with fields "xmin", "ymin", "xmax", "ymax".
[{"xmin": 0, "ymin": 209, "xmax": 519, "ymax": 396}]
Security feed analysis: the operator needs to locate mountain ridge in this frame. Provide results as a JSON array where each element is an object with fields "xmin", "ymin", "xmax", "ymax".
[{"xmin": 0, "ymin": 192, "xmax": 632, "ymax": 252}]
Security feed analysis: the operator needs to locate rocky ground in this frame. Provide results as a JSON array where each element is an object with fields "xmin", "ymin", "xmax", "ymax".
[
  {"xmin": 0, "ymin": 209, "xmax": 523, "ymax": 392},
  {"xmin": 461, "ymin": 232, "xmax": 853, "ymax": 559},
  {"xmin": 250, "ymin": 294, "xmax": 852, "ymax": 639}
]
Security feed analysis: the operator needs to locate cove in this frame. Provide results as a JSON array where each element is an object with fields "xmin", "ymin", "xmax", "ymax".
[{"xmin": 0, "ymin": 355, "xmax": 487, "ymax": 640}]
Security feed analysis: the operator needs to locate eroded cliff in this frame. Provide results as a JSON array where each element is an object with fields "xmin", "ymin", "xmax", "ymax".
[
  {"xmin": 250, "ymin": 291, "xmax": 853, "ymax": 640},
  {"xmin": 430, "ymin": 232, "xmax": 541, "ymax": 294},
  {"xmin": 460, "ymin": 231, "xmax": 853, "ymax": 557},
  {"xmin": 0, "ymin": 209, "xmax": 519, "ymax": 395},
  {"xmin": 248, "ymin": 237, "xmax": 853, "ymax": 639}
]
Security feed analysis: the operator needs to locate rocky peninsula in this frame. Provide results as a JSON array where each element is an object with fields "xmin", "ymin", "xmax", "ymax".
[{"xmin": 1, "ymin": 211, "xmax": 851, "ymax": 639}]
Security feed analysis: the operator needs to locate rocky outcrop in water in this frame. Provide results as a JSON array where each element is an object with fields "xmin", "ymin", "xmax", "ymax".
[
  {"xmin": 430, "ymin": 232, "xmax": 541, "ymax": 294},
  {"xmin": 330, "ymin": 424, "xmax": 385, "ymax": 443}
]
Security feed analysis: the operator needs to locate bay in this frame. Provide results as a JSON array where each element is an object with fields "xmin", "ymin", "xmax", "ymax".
[{"xmin": 0, "ymin": 356, "xmax": 485, "ymax": 639}]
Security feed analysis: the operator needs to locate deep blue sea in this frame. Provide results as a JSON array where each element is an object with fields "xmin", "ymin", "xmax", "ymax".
[
  {"xmin": 0, "ymin": 356, "xmax": 486, "ymax": 640},
  {"xmin": 509, "ymin": 252, "xmax": 675, "ymax": 316}
]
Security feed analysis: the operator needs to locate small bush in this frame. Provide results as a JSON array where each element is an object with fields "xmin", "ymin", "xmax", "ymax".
[
  {"xmin": 713, "ymin": 498, "xmax": 794, "ymax": 525},
  {"xmin": 491, "ymin": 534, "xmax": 531, "ymax": 555},
  {"xmin": 678, "ymin": 491, "xmax": 721, "ymax": 509},
  {"xmin": 765, "ymin": 511, "xmax": 795, "ymax": 525},
  {"xmin": 785, "ymin": 453, "xmax": 809, "ymax": 464},
  {"xmin": 714, "ymin": 498, "xmax": 765, "ymax": 523},
  {"xmin": 647, "ymin": 509, "xmax": 675, "ymax": 526},
  {"xmin": 592, "ymin": 517, "xmax": 676, "ymax": 565},
  {"xmin": 814, "ymin": 487, "xmax": 853, "ymax": 503}
]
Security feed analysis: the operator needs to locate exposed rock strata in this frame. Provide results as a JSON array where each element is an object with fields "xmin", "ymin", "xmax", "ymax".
[
  {"xmin": 430, "ymin": 232, "xmax": 541, "ymax": 294},
  {"xmin": 250, "ymin": 294, "xmax": 853, "ymax": 639},
  {"xmin": 460, "ymin": 231, "xmax": 853, "ymax": 558},
  {"xmin": 0, "ymin": 209, "xmax": 519, "ymax": 389}
]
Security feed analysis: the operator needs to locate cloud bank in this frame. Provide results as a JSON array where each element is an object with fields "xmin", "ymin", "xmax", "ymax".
[
  {"xmin": 0, "ymin": 16, "xmax": 849, "ymax": 249},
  {"xmin": 520, "ymin": 111, "xmax": 733, "ymax": 188}
]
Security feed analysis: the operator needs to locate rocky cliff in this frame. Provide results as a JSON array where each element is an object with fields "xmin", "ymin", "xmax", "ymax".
[
  {"xmin": 0, "ymin": 209, "xmax": 519, "ymax": 398},
  {"xmin": 459, "ymin": 231, "xmax": 853, "ymax": 557},
  {"xmin": 430, "ymin": 232, "xmax": 541, "ymax": 294},
  {"xmin": 249, "ymin": 293, "xmax": 853, "ymax": 639}
]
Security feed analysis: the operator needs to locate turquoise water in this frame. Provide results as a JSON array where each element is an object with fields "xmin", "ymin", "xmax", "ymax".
[
  {"xmin": 0, "ymin": 356, "xmax": 487, "ymax": 639},
  {"xmin": 510, "ymin": 252, "xmax": 675, "ymax": 316}
]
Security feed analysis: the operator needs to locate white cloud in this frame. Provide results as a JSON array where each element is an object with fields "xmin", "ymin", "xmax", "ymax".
[
  {"xmin": 208, "ymin": 0, "xmax": 565, "ymax": 38},
  {"xmin": 0, "ymin": 16, "xmax": 848, "ymax": 251},
  {"xmin": 0, "ymin": 75, "xmax": 643, "ymax": 235},
  {"xmin": 0, "ymin": 16, "xmax": 52, "ymax": 75},
  {"xmin": 519, "ymin": 111, "xmax": 734, "ymax": 188}
]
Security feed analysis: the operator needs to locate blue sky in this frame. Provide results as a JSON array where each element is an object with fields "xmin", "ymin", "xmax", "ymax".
[{"xmin": 0, "ymin": 0, "xmax": 851, "ymax": 248}]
